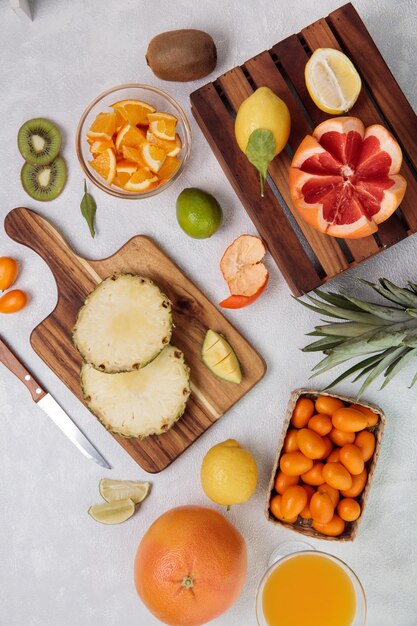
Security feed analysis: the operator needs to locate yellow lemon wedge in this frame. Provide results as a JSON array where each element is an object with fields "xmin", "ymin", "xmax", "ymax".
[
  {"xmin": 142, "ymin": 143, "xmax": 166, "ymax": 173},
  {"xmin": 305, "ymin": 48, "xmax": 361, "ymax": 114},
  {"xmin": 88, "ymin": 498, "xmax": 135, "ymax": 524},
  {"xmin": 200, "ymin": 439, "xmax": 258, "ymax": 508}
]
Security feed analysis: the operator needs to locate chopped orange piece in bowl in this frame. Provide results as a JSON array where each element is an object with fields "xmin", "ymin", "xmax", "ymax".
[
  {"xmin": 90, "ymin": 148, "xmax": 117, "ymax": 184},
  {"xmin": 115, "ymin": 123, "xmax": 147, "ymax": 151},
  {"xmin": 87, "ymin": 112, "xmax": 117, "ymax": 140},
  {"xmin": 157, "ymin": 156, "xmax": 181, "ymax": 180},
  {"xmin": 124, "ymin": 168, "xmax": 158, "ymax": 191},
  {"xmin": 111, "ymin": 99, "xmax": 156, "ymax": 126},
  {"xmin": 146, "ymin": 131, "xmax": 182, "ymax": 157},
  {"xmin": 116, "ymin": 160, "xmax": 138, "ymax": 176},
  {"xmin": 90, "ymin": 139, "xmax": 115, "ymax": 155},
  {"xmin": 148, "ymin": 112, "xmax": 177, "ymax": 141},
  {"xmin": 142, "ymin": 143, "xmax": 166, "ymax": 173},
  {"xmin": 121, "ymin": 145, "xmax": 147, "ymax": 167}
]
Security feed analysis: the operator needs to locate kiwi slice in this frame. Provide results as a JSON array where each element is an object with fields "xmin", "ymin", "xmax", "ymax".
[
  {"xmin": 18, "ymin": 118, "xmax": 61, "ymax": 165},
  {"xmin": 21, "ymin": 157, "xmax": 66, "ymax": 201}
]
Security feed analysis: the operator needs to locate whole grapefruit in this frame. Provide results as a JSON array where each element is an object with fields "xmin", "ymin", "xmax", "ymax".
[{"xmin": 134, "ymin": 505, "xmax": 247, "ymax": 625}]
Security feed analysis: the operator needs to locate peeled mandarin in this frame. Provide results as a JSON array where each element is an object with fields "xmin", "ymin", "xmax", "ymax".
[{"xmin": 332, "ymin": 407, "xmax": 368, "ymax": 432}]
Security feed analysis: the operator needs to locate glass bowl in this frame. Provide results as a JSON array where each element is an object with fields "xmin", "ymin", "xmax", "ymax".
[
  {"xmin": 256, "ymin": 550, "xmax": 367, "ymax": 626},
  {"xmin": 76, "ymin": 84, "xmax": 191, "ymax": 199}
]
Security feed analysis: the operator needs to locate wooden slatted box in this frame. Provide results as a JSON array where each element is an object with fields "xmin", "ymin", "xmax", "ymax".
[{"xmin": 190, "ymin": 2, "xmax": 417, "ymax": 296}]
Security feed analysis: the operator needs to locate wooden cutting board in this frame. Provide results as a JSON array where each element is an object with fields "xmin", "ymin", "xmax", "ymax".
[
  {"xmin": 190, "ymin": 2, "xmax": 417, "ymax": 296},
  {"xmin": 5, "ymin": 208, "xmax": 266, "ymax": 473}
]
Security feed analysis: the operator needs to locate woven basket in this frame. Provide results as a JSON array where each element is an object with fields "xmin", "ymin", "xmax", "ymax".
[{"xmin": 265, "ymin": 388, "xmax": 385, "ymax": 541}]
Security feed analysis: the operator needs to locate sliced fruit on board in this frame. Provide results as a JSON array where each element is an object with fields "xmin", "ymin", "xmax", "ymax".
[
  {"xmin": 99, "ymin": 479, "xmax": 151, "ymax": 504},
  {"xmin": 80, "ymin": 345, "xmax": 190, "ymax": 438},
  {"xmin": 220, "ymin": 235, "xmax": 268, "ymax": 303},
  {"xmin": 72, "ymin": 274, "xmax": 172, "ymax": 373},
  {"xmin": 88, "ymin": 498, "xmax": 135, "ymax": 524},
  {"xmin": 289, "ymin": 117, "xmax": 407, "ymax": 239},
  {"xmin": 201, "ymin": 329, "xmax": 242, "ymax": 384},
  {"xmin": 305, "ymin": 48, "xmax": 361, "ymax": 115}
]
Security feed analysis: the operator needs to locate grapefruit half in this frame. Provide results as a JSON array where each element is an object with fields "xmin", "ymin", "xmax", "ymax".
[{"xmin": 289, "ymin": 117, "xmax": 407, "ymax": 238}]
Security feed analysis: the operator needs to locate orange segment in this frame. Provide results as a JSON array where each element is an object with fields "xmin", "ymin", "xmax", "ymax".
[
  {"xmin": 87, "ymin": 112, "xmax": 117, "ymax": 140},
  {"xmin": 114, "ymin": 108, "xmax": 126, "ymax": 131},
  {"xmin": 142, "ymin": 143, "xmax": 166, "ymax": 173},
  {"xmin": 111, "ymin": 99, "xmax": 156, "ymax": 126},
  {"xmin": 124, "ymin": 168, "xmax": 159, "ymax": 191},
  {"xmin": 157, "ymin": 156, "xmax": 180, "ymax": 180},
  {"xmin": 146, "ymin": 131, "xmax": 182, "ymax": 157},
  {"xmin": 90, "ymin": 148, "xmax": 116, "ymax": 184},
  {"xmin": 89, "ymin": 139, "xmax": 115, "ymax": 155},
  {"xmin": 121, "ymin": 145, "xmax": 147, "ymax": 167},
  {"xmin": 115, "ymin": 123, "xmax": 147, "ymax": 151},
  {"xmin": 148, "ymin": 112, "xmax": 177, "ymax": 141},
  {"xmin": 116, "ymin": 160, "xmax": 138, "ymax": 175},
  {"xmin": 113, "ymin": 172, "xmax": 131, "ymax": 188}
]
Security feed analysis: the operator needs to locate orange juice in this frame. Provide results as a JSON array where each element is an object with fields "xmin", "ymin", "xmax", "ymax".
[{"xmin": 262, "ymin": 553, "xmax": 356, "ymax": 626}]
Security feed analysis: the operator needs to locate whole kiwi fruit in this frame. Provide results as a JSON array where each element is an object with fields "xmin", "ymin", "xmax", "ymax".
[{"xmin": 146, "ymin": 29, "xmax": 217, "ymax": 82}]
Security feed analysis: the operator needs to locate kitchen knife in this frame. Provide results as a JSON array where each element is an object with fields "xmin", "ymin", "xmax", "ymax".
[{"xmin": 0, "ymin": 336, "xmax": 111, "ymax": 469}]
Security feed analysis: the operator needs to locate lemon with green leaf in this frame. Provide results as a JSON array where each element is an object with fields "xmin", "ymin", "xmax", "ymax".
[{"xmin": 235, "ymin": 86, "xmax": 291, "ymax": 196}]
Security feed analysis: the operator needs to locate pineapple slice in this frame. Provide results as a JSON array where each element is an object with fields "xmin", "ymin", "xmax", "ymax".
[
  {"xmin": 201, "ymin": 330, "xmax": 242, "ymax": 384},
  {"xmin": 73, "ymin": 274, "xmax": 172, "ymax": 373},
  {"xmin": 81, "ymin": 345, "xmax": 190, "ymax": 438}
]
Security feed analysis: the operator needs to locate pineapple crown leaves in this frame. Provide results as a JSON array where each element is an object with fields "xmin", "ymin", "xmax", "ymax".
[{"xmin": 296, "ymin": 279, "xmax": 417, "ymax": 396}]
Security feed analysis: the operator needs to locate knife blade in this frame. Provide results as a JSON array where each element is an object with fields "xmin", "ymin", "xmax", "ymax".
[{"xmin": 0, "ymin": 335, "xmax": 111, "ymax": 469}]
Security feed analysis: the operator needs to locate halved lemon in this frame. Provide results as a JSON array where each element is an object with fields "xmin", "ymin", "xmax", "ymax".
[
  {"xmin": 146, "ymin": 131, "xmax": 182, "ymax": 157},
  {"xmin": 99, "ymin": 479, "xmax": 151, "ymax": 504},
  {"xmin": 115, "ymin": 123, "xmax": 146, "ymax": 151},
  {"xmin": 90, "ymin": 147, "xmax": 117, "ymax": 184},
  {"xmin": 305, "ymin": 48, "xmax": 361, "ymax": 114},
  {"xmin": 87, "ymin": 112, "xmax": 117, "ymax": 140},
  {"xmin": 124, "ymin": 168, "xmax": 159, "ymax": 191},
  {"xmin": 111, "ymin": 99, "xmax": 156, "ymax": 126},
  {"xmin": 142, "ymin": 143, "xmax": 166, "ymax": 173},
  {"xmin": 89, "ymin": 139, "xmax": 115, "ymax": 155},
  {"xmin": 148, "ymin": 112, "xmax": 177, "ymax": 141},
  {"xmin": 88, "ymin": 498, "xmax": 135, "ymax": 524},
  {"xmin": 121, "ymin": 145, "xmax": 147, "ymax": 167}
]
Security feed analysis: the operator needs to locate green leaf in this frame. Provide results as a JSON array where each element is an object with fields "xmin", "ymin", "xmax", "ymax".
[
  {"xmin": 311, "ymin": 322, "xmax": 380, "ymax": 338},
  {"xmin": 343, "ymin": 295, "xmax": 410, "ymax": 322},
  {"xmin": 80, "ymin": 180, "xmax": 97, "ymax": 238},
  {"xmin": 245, "ymin": 129, "xmax": 275, "ymax": 197},
  {"xmin": 322, "ymin": 354, "xmax": 385, "ymax": 390},
  {"xmin": 379, "ymin": 279, "xmax": 417, "ymax": 308},
  {"xmin": 302, "ymin": 336, "xmax": 344, "ymax": 352},
  {"xmin": 357, "ymin": 347, "xmax": 405, "ymax": 398},
  {"xmin": 313, "ymin": 289, "xmax": 364, "ymax": 311},
  {"xmin": 381, "ymin": 348, "xmax": 417, "ymax": 389}
]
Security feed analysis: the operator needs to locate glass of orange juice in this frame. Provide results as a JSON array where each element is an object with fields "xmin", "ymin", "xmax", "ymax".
[{"xmin": 256, "ymin": 544, "xmax": 366, "ymax": 626}]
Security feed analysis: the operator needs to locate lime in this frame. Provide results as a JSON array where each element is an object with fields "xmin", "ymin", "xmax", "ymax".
[
  {"xmin": 99, "ymin": 479, "xmax": 151, "ymax": 504},
  {"xmin": 88, "ymin": 498, "xmax": 135, "ymax": 525},
  {"xmin": 176, "ymin": 188, "xmax": 222, "ymax": 238}
]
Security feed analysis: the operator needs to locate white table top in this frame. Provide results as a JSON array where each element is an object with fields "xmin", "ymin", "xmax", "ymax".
[{"xmin": 1, "ymin": 1, "xmax": 416, "ymax": 624}]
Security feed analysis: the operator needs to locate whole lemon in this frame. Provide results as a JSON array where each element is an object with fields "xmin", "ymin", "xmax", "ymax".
[
  {"xmin": 201, "ymin": 439, "xmax": 258, "ymax": 507},
  {"xmin": 234, "ymin": 86, "xmax": 291, "ymax": 155}
]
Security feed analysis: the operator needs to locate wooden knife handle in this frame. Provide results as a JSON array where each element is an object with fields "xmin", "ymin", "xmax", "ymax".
[{"xmin": 0, "ymin": 336, "xmax": 46, "ymax": 402}]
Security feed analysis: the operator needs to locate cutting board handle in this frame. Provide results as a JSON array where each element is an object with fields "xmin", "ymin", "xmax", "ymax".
[{"xmin": 4, "ymin": 208, "xmax": 98, "ymax": 300}]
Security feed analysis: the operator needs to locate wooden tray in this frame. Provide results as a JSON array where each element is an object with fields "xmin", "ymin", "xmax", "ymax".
[
  {"xmin": 4, "ymin": 208, "xmax": 266, "ymax": 473},
  {"xmin": 265, "ymin": 389, "xmax": 385, "ymax": 541},
  {"xmin": 190, "ymin": 2, "xmax": 417, "ymax": 296}
]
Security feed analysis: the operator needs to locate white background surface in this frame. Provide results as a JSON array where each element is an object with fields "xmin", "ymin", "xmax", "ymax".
[{"xmin": 1, "ymin": 0, "xmax": 416, "ymax": 624}]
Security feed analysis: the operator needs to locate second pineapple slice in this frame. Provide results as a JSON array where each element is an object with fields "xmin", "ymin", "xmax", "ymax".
[
  {"xmin": 81, "ymin": 345, "xmax": 190, "ymax": 438},
  {"xmin": 201, "ymin": 329, "xmax": 242, "ymax": 384}
]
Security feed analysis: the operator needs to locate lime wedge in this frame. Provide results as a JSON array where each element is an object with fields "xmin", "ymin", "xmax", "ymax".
[
  {"xmin": 88, "ymin": 498, "xmax": 135, "ymax": 524},
  {"xmin": 99, "ymin": 479, "xmax": 151, "ymax": 504}
]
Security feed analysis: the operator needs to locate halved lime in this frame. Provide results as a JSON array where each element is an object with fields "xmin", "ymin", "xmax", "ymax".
[
  {"xmin": 88, "ymin": 498, "xmax": 135, "ymax": 525},
  {"xmin": 99, "ymin": 479, "xmax": 151, "ymax": 504}
]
